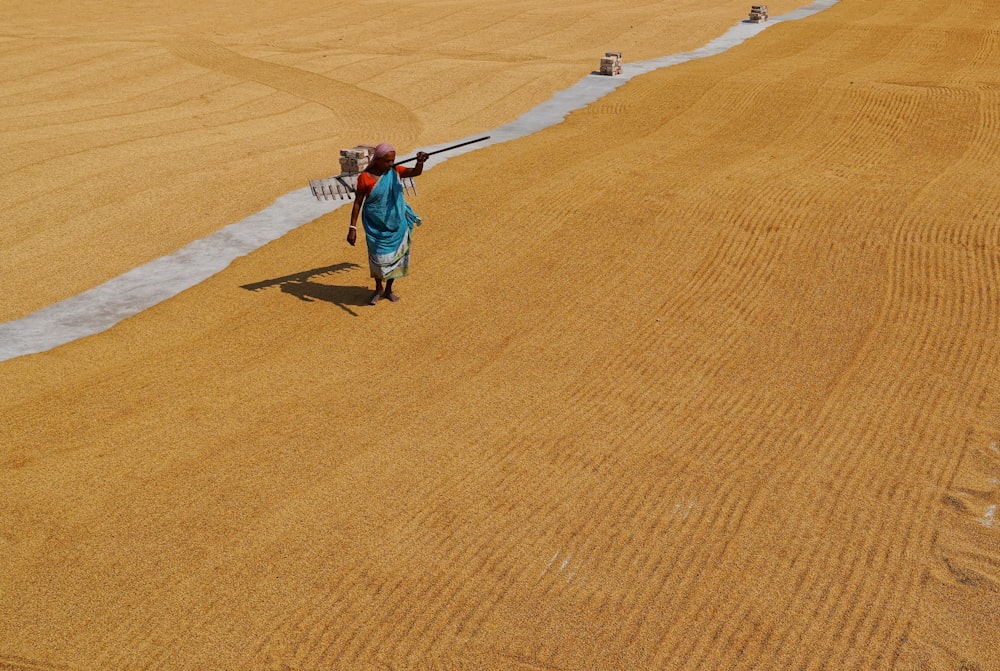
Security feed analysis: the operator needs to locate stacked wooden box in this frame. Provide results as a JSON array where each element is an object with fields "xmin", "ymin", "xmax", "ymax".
[
  {"xmin": 339, "ymin": 145, "xmax": 374, "ymax": 174},
  {"xmin": 600, "ymin": 51, "xmax": 622, "ymax": 76},
  {"xmin": 748, "ymin": 5, "xmax": 768, "ymax": 22}
]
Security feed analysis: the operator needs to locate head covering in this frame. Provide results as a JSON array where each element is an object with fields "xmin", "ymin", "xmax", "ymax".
[{"xmin": 373, "ymin": 142, "xmax": 395, "ymax": 159}]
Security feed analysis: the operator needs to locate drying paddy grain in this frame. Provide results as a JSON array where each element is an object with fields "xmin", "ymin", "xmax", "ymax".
[{"xmin": 1, "ymin": 0, "xmax": 998, "ymax": 669}]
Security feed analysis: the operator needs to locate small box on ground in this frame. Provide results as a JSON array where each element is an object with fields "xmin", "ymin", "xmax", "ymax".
[
  {"xmin": 599, "ymin": 51, "xmax": 622, "ymax": 76},
  {"xmin": 748, "ymin": 5, "xmax": 768, "ymax": 22}
]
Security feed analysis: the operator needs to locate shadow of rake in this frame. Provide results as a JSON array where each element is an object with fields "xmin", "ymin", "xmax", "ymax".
[{"xmin": 241, "ymin": 262, "xmax": 369, "ymax": 316}]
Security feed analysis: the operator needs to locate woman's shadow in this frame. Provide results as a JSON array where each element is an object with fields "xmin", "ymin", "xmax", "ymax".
[{"xmin": 241, "ymin": 263, "xmax": 371, "ymax": 316}]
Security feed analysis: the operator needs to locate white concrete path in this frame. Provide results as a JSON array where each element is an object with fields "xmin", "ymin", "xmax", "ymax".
[{"xmin": 0, "ymin": 1, "xmax": 839, "ymax": 362}]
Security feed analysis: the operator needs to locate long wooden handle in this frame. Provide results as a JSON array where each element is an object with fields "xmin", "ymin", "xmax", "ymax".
[{"xmin": 392, "ymin": 136, "xmax": 491, "ymax": 166}]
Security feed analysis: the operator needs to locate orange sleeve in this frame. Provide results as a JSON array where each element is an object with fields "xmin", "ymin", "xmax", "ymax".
[{"xmin": 356, "ymin": 172, "xmax": 375, "ymax": 200}]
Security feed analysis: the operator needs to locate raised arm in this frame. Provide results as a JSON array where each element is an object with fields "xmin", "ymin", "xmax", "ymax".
[{"xmin": 399, "ymin": 152, "xmax": 429, "ymax": 178}]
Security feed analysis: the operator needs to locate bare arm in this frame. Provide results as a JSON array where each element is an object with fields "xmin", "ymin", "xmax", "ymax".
[
  {"xmin": 347, "ymin": 196, "xmax": 363, "ymax": 246},
  {"xmin": 399, "ymin": 151, "xmax": 429, "ymax": 178}
]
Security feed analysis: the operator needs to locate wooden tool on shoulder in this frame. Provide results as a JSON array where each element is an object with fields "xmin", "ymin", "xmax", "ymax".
[{"xmin": 309, "ymin": 136, "xmax": 490, "ymax": 201}]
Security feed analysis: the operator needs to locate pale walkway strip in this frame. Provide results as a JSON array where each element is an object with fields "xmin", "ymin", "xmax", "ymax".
[{"xmin": 0, "ymin": 0, "xmax": 839, "ymax": 362}]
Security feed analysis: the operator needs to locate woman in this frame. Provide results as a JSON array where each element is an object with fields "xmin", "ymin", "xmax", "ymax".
[{"xmin": 347, "ymin": 143, "xmax": 429, "ymax": 305}]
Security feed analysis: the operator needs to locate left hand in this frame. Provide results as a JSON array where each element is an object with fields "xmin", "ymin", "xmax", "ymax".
[{"xmin": 416, "ymin": 151, "xmax": 429, "ymax": 163}]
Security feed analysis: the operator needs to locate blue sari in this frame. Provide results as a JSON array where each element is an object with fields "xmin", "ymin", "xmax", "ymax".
[{"xmin": 361, "ymin": 168, "xmax": 422, "ymax": 279}]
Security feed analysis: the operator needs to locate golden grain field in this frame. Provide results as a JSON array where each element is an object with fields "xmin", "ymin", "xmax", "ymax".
[{"xmin": 1, "ymin": 0, "xmax": 998, "ymax": 669}]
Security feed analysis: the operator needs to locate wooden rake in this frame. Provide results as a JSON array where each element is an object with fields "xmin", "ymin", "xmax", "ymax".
[{"xmin": 309, "ymin": 136, "xmax": 490, "ymax": 201}]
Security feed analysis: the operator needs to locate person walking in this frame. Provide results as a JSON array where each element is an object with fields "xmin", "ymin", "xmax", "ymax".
[{"xmin": 347, "ymin": 143, "xmax": 429, "ymax": 305}]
